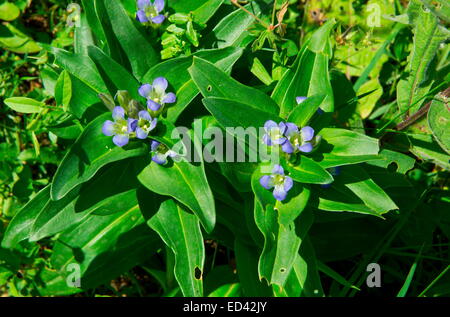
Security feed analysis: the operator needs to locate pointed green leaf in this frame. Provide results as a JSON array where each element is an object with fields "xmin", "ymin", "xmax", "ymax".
[
  {"xmin": 51, "ymin": 113, "xmax": 148, "ymax": 200},
  {"xmin": 148, "ymin": 199, "xmax": 205, "ymax": 297}
]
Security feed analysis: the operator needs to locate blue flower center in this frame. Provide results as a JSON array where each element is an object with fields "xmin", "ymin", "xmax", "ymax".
[
  {"xmin": 145, "ymin": 5, "xmax": 158, "ymax": 18},
  {"xmin": 113, "ymin": 119, "xmax": 128, "ymax": 134},
  {"xmin": 269, "ymin": 128, "xmax": 283, "ymax": 141},
  {"xmin": 273, "ymin": 174, "xmax": 285, "ymax": 186},
  {"xmin": 288, "ymin": 132, "xmax": 302, "ymax": 147},
  {"xmin": 139, "ymin": 118, "xmax": 150, "ymax": 131}
]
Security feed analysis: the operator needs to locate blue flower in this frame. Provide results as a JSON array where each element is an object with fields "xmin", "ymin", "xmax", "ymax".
[
  {"xmin": 135, "ymin": 110, "xmax": 157, "ymax": 139},
  {"xmin": 263, "ymin": 120, "xmax": 287, "ymax": 146},
  {"xmin": 136, "ymin": 0, "xmax": 165, "ymax": 24},
  {"xmin": 150, "ymin": 140, "xmax": 178, "ymax": 165},
  {"xmin": 259, "ymin": 164, "xmax": 294, "ymax": 201},
  {"xmin": 102, "ymin": 106, "xmax": 136, "ymax": 147},
  {"xmin": 283, "ymin": 123, "xmax": 315, "ymax": 153},
  {"xmin": 139, "ymin": 77, "xmax": 176, "ymax": 111},
  {"xmin": 296, "ymin": 96, "xmax": 307, "ymax": 104}
]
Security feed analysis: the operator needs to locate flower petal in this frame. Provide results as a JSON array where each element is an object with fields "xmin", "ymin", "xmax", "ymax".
[
  {"xmin": 296, "ymin": 96, "xmax": 307, "ymax": 104},
  {"xmin": 284, "ymin": 176, "xmax": 293, "ymax": 192},
  {"xmin": 154, "ymin": 0, "xmax": 164, "ymax": 12},
  {"xmin": 259, "ymin": 175, "xmax": 274, "ymax": 190},
  {"xmin": 152, "ymin": 152, "xmax": 167, "ymax": 165},
  {"xmin": 264, "ymin": 120, "xmax": 278, "ymax": 131},
  {"xmin": 281, "ymin": 140, "xmax": 294, "ymax": 154},
  {"xmin": 151, "ymin": 140, "xmax": 161, "ymax": 151},
  {"xmin": 136, "ymin": 10, "xmax": 149, "ymax": 23},
  {"xmin": 113, "ymin": 134, "xmax": 129, "ymax": 147},
  {"xmin": 298, "ymin": 143, "xmax": 313, "ymax": 153},
  {"xmin": 127, "ymin": 118, "xmax": 138, "ymax": 132},
  {"xmin": 151, "ymin": 14, "xmax": 165, "ymax": 24},
  {"xmin": 167, "ymin": 150, "xmax": 178, "ymax": 158},
  {"xmin": 112, "ymin": 106, "xmax": 125, "ymax": 120},
  {"xmin": 278, "ymin": 122, "xmax": 287, "ymax": 135},
  {"xmin": 137, "ymin": 0, "xmax": 151, "ymax": 10},
  {"xmin": 272, "ymin": 136, "xmax": 287, "ymax": 145},
  {"xmin": 152, "ymin": 77, "xmax": 168, "ymax": 93},
  {"xmin": 301, "ymin": 126, "xmax": 315, "ymax": 142},
  {"xmin": 272, "ymin": 164, "xmax": 284, "ymax": 175},
  {"xmin": 284, "ymin": 122, "xmax": 298, "ymax": 137},
  {"xmin": 138, "ymin": 110, "xmax": 152, "ymax": 121},
  {"xmin": 138, "ymin": 84, "xmax": 152, "ymax": 98},
  {"xmin": 147, "ymin": 99, "xmax": 161, "ymax": 111},
  {"xmin": 149, "ymin": 118, "xmax": 158, "ymax": 131},
  {"xmin": 273, "ymin": 185, "xmax": 287, "ymax": 201},
  {"xmin": 263, "ymin": 133, "xmax": 272, "ymax": 146},
  {"xmin": 136, "ymin": 127, "xmax": 149, "ymax": 139},
  {"xmin": 162, "ymin": 92, "xmax": 176, "ymax": 104},
  {"xmin": 102, "ymin": 120, "xmax": 115, "ymax": 136}
]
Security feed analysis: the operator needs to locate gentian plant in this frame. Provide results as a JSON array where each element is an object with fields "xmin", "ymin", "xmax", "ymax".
[{"xmin": 2, "ymin": 0, "xmax": 450, "ymax": 299}]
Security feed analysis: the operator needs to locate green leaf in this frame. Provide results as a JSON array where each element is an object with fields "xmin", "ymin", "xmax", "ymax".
[
  {"xmin": 29, "ymin": 159, "xmax": 144, "ymax": 242},
  {"xmin": 367, "ymin": 149, "xmax": 416, "ymax": 174},
  {"xmin": 428, "ymin": 93, "xmax": 450, "ymax": 154},
  {"xmin": 138, "ymin": 130, "xmax": 216, "ymax": 233},
  {"xmin": 202, "ymin": 97, "xmax": 280, "ymax": 141},
  {"xmin": 189, "ymin": 57, "xmax": 279, "ymax": 114},
  {"xmin": 38, "ymin": 204, "xmax": 160, "ymax": 295},
  {"xmin": 206, "ymin": 2, "xmax": 262, "ymax": 48},
  {"xmin": 317, "ymin": 186, "xmax": 384, "ymax": 217},
  {"xmin": 314, "ymin": 128, "xmax": 381, "ymax": 168},
  {"xmin": 74, "ymin": 13, "xmax": 94, "ymax": 56},
  {"xmin": 4, "ymin": 97, "xmax": 45, "ymax": 113},
  {"xmin": 421, "ymin": 0, "xmax": 450, "ymax": 23},
  {"xmin": 87, "ymin": 45, "xmax": 140, "ymax": 99},
  {"xmin": 169, "ymin": 0, "xmax": 223, "ymax": 24},
  {"xmin": 148, "ymin": 199, "xmax": 205, "ymax": 297},
  {"xmin": 81, "ymin": 0, "xmax": 109, "ymax": 54},
  {"xmin": 287, "ymin": 94, "xmax": 325, "ymax": 127},
  {"xmin": 397, "ymin": 1, "xmax": 449, "ymax": 115},
  {"xmin": 272, "ymin": 20, "xmax": 336, "ymax": 118},
  {"xmin": 51, "ymin": 113, "xmax": 148, "ymax": 200},
  {"xmin": 284, "ymin": 157, "xmax": 333, "ymax": 185},
  {"xmin": 0, "ymin": 23, "xmax": 40, "ymax": 54},
  {"xmin": 0, "ymin": 2, "xmax": 20, "ymax": 21},
  {"xmin": 106, "ymin": 0, "xmax": 158, "ymax": 80},
  {"xmin": 142, "ymin": 47, "xmax": 243, "ymax": 122},
  {"xmin": 408, "ymin": 133, "xmax": 450, "ymax": 170},
  {"xmin": 1, "ymin": 187, "xmax": 50, "ymax": 249},
  {"xmin": 335, "ymin": 165, "xmax": 398, "ymax": 215},
  {"xmin": 251, "ymin": 165, "xmax": 312, "ymax": 287},
  {"xmin": 273, "ymin": 238, "xmax": 324, "ymax": 297},
  {"xmin": 250, "ymin": 57, "xmax": 273, "ymax": 86},
  {"xmin": 54, "ymin": 71, "xmax": 72, "ymax": 112},
  {"xmin": 48, "ymin": 46, "xmax": 108, "ymax": 94}
]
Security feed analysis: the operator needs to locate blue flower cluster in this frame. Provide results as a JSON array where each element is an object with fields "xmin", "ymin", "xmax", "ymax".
[
  {"xmin": 136, "ymin": 0, "xmax": 165, "ymax": 25},
  {"xmin": 263, "ymin": 120, "xmax": 316, "ymax": 154},
  {"xmin": 139, "ymin": 77, "xmax": 176, "ymax": 112},
  {"xmin": 260, "ymin": 96, "xmax": 321, "ymax": 201},
  {"xmin": 102, "ymin": 76, "xmax": 177, "ymax": 165},
  {"xmin": 260, "ymin": 164, "xmax": 293, "ymax": 201}
]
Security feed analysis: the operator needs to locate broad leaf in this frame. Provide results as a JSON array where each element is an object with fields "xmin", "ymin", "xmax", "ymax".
[
  {"xmin": 138, "ymin": 131, "xmax": 216, "ymax": 233},
  {"xmin": 428, "ymin": 93, "xmax": 450, "ymax": 154},
  {"xmin": 105, "ymin": 0, "xmax": 159, "ymax": 80},
  {"xmin": 190, "ymin": 57, "xmax": 279, "ymax": 114},
  {"xmin": 51, "ymin": 113, "xmax": 148, "ymax": 200},
  {"xmin": 142, "ymin": 47, "xmax": 243, "ymax": 122},
  {"xmin": 148, "ymin": 199, "xmax": 205, "ymax": 297}
]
